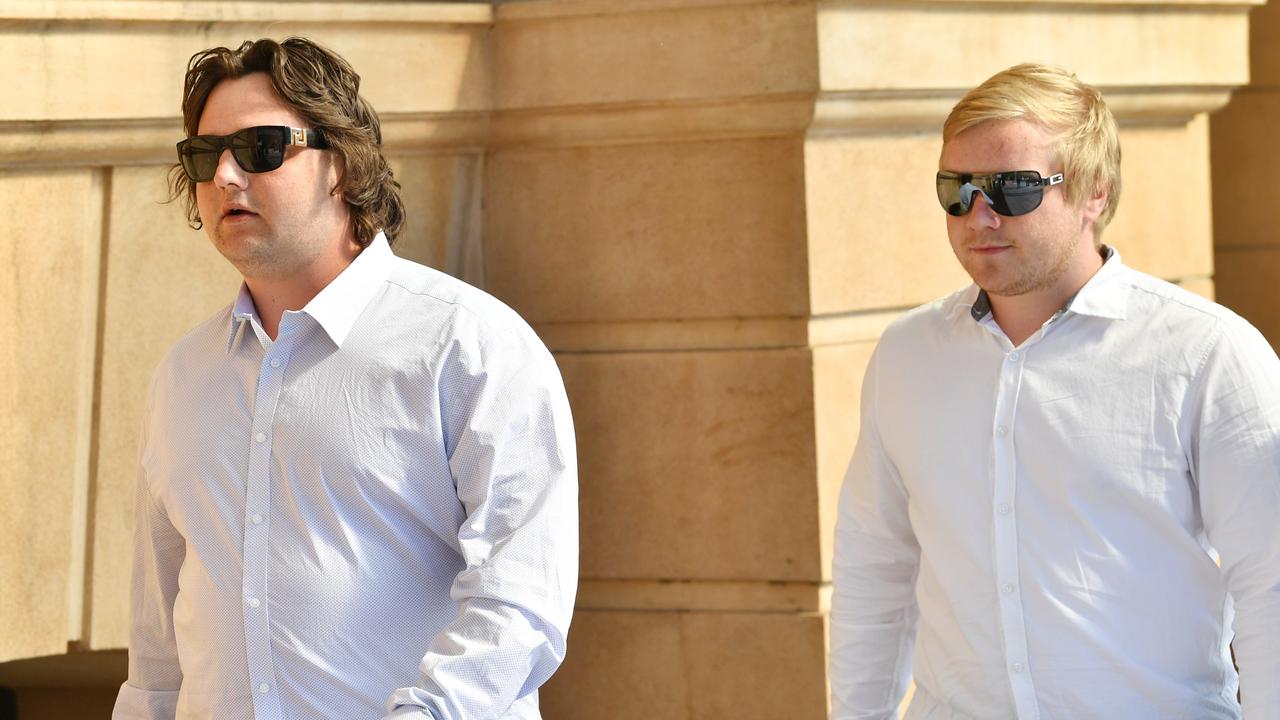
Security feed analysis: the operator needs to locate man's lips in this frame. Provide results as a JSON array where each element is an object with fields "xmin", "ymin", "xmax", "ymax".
[
  {"xmin": 221, "ymin": 205, "xmax": 259, "ymax": 223},
  {"xmin": 969, "ymin": 245, "xmax": 1011, "ymax": 255}
]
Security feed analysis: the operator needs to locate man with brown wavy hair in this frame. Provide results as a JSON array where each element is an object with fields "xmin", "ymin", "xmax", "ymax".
[
  {"xmin": 113, "ymin": 38, "xmax": 578, "ymax": 720},
  {"xmin": 829, "ymin": 64, "xmax": 1280, "ymax": 719}
]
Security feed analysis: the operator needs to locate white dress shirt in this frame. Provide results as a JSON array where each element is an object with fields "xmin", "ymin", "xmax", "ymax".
[
  {"xmin": 112, "ymin": 233, "xmax": 578, "ymax": 720},
  {"xmin": 830, "ymin": 249, "xmax": 1280, "ymax": 720}
]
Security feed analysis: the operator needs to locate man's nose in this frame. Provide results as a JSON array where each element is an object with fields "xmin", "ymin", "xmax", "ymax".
[
  {"xmin": 212, "ymin": 149, "xmax": 247, "ymax": 189},
  {"xmin": 962, "ymin": 188, "xmax": 1001, "ymax": 230}
]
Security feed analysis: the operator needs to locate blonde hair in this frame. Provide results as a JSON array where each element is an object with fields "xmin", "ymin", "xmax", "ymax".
[{"xmin": 943, "ymin": 63, "xmax": 1121, "ymax": 238}]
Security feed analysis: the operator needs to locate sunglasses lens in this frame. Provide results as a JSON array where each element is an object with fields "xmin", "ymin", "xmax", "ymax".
[
  {"xmin": 178, "ymin": 136, "xmax": 220, "ymax": 182},
  {"xmin": 993, "ymin": 171, "xmax": 1045, "ymax": 216},
  {"xmin": 937, "ymin": 174, "xmax": 977, "ymax": 216},
  {"xmin": 232, "ymin": 127, "xmax": 287, "ymax": 174}
]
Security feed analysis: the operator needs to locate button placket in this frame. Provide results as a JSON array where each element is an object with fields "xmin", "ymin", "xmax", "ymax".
[
  {"xmin": 240, "ymin": 343, "xmax": 292, "ymax": 720},
  {"xmin": 991, "ymin": 348, "xmax": 1039, "ymax": 718}
]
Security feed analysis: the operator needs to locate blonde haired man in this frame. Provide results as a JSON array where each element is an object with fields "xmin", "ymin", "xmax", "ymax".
[{"xmin": 829, "ymin": 64, "xmax": 1280, "ymax": 719}]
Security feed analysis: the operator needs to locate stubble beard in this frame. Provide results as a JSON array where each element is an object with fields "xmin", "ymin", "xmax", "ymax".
[
  {"xmin": 966, "ymin": 232, "xmax": 1078, "ymax": 298},
  {"xmin": 209, "ymin": 219, "xmax": 295, "ymax": 282}
]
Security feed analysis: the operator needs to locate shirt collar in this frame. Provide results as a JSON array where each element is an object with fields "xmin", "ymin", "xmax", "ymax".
[
  {"xmin": 958, "ymin": 245, "xmax": 1127, "ymax": 324},
  {"xmin": 227, "ymin": 284, "xmax": 259, "ymax": 352},
  {"xmin": 1061, "ymin": 245, "xmax": 1127, "ymax": 321},
  {"xmin": 225, "ymin": 231, "xmax": 395, "ymax": 351}
]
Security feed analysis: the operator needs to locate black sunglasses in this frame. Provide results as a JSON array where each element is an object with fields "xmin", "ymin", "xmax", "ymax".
[
  {"xmin": 176, "ymin": 125, "xmax": 330, "ymax": 182},
  {"xmin": 936, "ymin": 170, "xmax": 1065, "ymax": 217}
]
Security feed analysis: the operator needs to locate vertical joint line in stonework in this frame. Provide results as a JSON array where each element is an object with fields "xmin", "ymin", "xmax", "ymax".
[
  {"xmin": 68, "ymin": 165, "xmax": 112, "ymax": 651},
  {"xmin": 446, "ymin": 151, "xmax": 486, "ymax": 289}
]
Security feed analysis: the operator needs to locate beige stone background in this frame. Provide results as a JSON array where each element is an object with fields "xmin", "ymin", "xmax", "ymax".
[{"xmin": 1, "ymin": 0, "xmax": 1276, "ymax": 718}]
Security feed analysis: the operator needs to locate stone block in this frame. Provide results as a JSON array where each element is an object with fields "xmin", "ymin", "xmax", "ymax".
[
  {"xmin": 559, "ymin": 347, "xmax": 820, "ymax": 582},
  {"xmin": 0, "ymin": 169, "xmax": 102, "ymax": 661},
  {"xmin": 2, "ymin": 7, "xmax": 490, "ymax": 122},
  {"xmin": 1249, "ymin": 0, "xmax": 1280, "ymax": 87},
  {"xmin": 493, "ymin": 1, "xmax": 817, "ymax": 110},
  {"xmin": 817, "ymin": 2, "xmax": 1251, "ymax": 92},
  {"xmin": 12, "ymin": 688, "xmax": 119, "ymax": 719},
  {"xmin": 485, "ymin": 137, "xmax": 809, "ymax": 323},
  {"xmin": 1215, "ymin": 247, "xmax": 1280, "ymax": 353},
  {"xmin": 1211, "ymin": 90, "xmax": 1280, "ymax": 250},
  {"xmin": 385, "ymin": 153, "xmax": 482, "ymax": 279},
  {"xmin": 812, "ymin": 341, "xmax": 875, "ymax": 583},
  {"xmin": 1108, "ymin": 117, "xmax": 1213, "ymax": 282},
  {"xmin": 540, "ymin": 609, "xmax": 828, "ymax": 720},
  {"xmin": 805, "ymin": 132, "xmax": 970, "ymax": 315}
]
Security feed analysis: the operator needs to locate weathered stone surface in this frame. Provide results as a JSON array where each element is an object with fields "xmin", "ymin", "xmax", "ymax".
[
  {"xmin": 805, "ymin": 132, "xmax": 969, "ymax": 315},
  {"xmin": 1216, "ymin": 248, "xmax": 1280, "ymax": 352},
  {"xmin": 0, "ymin": 169, "xmax": 102, "ymax": 661},
  {"xmin": 493, "ymin": 1, "xmax": 817, "ymax": 109},
  {"xmin": 1108, "ymin": 118, "xmax": 1214, "ymax": 282},
  {"xmin": 1212, "ymin": 91, "xmax": 1280, "ymax": 250},
  {"xmin": 1210, "ymin": 1, "xmax": 1280, "ymax": 351},
  {"xmin": 485, "ymin": 137, "xmax": 810, "ymax": 323},
  {"xmin": 1249, "ymin": 0, "xmax": 1280, "ymax": 87},
  {"xmin": 561, "ymin": 347, "xmax": 820, "ymax": 582},
  {"xmin": 541, "ymin": 609, "xmax": 828, "ymax": 720},
  {"xmin": 818, "ymin": 1, "xmax": 1252, "ymax": 92},
  {"xmin": 2, "ymin": 8, "xmax": 490, "ymax": 122},
  {"xmin": 813, "ymin": 341, "xmax": 876, "ymax": 582}
]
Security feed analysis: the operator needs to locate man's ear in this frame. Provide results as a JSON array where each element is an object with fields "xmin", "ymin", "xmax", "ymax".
[
  {"xmin": 327, "ymin": 152, "xmax": 346, "ymax": 199},
  {"xmin": 1082, "ymin": 184, "xmax": 1108, "ymax": 225}
]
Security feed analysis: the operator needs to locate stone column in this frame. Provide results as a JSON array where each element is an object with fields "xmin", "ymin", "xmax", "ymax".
[
  {"xmin": 1212, "ymin": 0, "xmax": 1280, "ymax": 351},
  {"xmin": 489, "ymin": 1, "xmax": 1258, "ymax": 718}
]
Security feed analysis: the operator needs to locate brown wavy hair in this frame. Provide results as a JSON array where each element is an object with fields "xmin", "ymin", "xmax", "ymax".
[{"xmin": 170, "ymin": 37, "xmax": 405, "ymax": 246}]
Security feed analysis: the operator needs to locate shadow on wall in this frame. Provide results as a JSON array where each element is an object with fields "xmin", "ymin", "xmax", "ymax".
[{"xmin": 0, "ymin": 650, "xmax": 125, "ymax": 718}]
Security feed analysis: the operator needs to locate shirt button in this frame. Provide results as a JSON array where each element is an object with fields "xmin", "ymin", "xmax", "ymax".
[
  {"xmin": 247, "ymin": 597, "xmax": 261, "ymax": 608},
  {"xmin": 1001, "ymin": 583, "xmax": 1015, "ymax": 594},
  {"xmin": 997, "ymin": 503, "xmax": 1011, "ymax": 515},
  {"xmin": 1008, "ymin": 352, "xmax": 1020, "ymax": 362},
  {"xmin": 995, "ymin": 425, "xmax": 1008, "ymax": 437},
  {"xmin": 270, "ymin": 358, "xmax": 281, "ymax": 368},
  {"xmin": 259, "ymin": 683, "xmax": 270, "ymax": 694},
  {"xmin": 1011, "ymin": 662, "xmax": 1025, "ymax": 673},
  {"xmin": 252, "ymin": 514, "xmax": 263, "ymax": 525},
  {"xmin": 255, "ymin": 432, "xmax": 266, "ymax": 443}
]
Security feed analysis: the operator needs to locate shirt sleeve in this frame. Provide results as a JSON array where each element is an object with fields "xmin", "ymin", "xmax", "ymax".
[
  {"xmin": 1192, "ymin": 319, "xmax": 1280, "ymax": 720},
  {"xmin": 829, "ymin": 344, "xmax": 921, "ymax": 720},
  {"xmin": 385, "ymin": 325, "xmax": 578, "ymax": 720},
  {"xmin": 113, "ymin": 387, "xmax": 186, "ymax": 720}
]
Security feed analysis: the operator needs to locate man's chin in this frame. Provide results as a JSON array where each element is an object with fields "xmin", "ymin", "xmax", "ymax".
[{"xmin": 210, "ymin": 232, "xmax": 273, "ymax": 275}]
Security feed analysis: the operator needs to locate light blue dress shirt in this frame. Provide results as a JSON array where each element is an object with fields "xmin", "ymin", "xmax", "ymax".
[
  {"xmin": 113, "ymin": 233, "xmax": 578, "ymax": 720},
  {"xmin": 830, "ymin": 249, "xmax": 1280, "ymax": 720}
]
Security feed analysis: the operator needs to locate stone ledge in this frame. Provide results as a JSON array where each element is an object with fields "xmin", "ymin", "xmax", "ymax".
[
  {"xmin": 537, "ymin": 311, "xmax": 902, "ymax": 353},
  {"xmin": 0, "ymin": 0, "xmax": 492, "ymax": 24},
  {"xmin": 813, "ymin": 87, "xmax": 1238, "ymax": 134},
  {"xmin": 497, "ymin": 0, "xmax": 1263, "ymax": 23},
  {"xmin": 576, "ymin": 579, "xmax": 832, "ymax": 613},
  {"xmin": 0, "ymin": 112, "xmax": 490, "ymax": 169},
  {"xmin": 4, "ymin": 84, "xmax": 1232, "ymax": 169}
]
